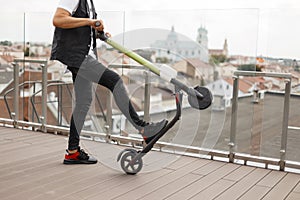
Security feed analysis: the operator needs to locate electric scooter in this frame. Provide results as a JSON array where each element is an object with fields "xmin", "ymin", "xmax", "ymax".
[{"xmin": 96, "ymin": 27, "xmax": 213, "ymax": 175}]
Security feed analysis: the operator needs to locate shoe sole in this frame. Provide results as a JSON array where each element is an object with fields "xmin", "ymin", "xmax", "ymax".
[{"xmin": 63, "ymin": 159, "xmax": 98, "ymax": 165}]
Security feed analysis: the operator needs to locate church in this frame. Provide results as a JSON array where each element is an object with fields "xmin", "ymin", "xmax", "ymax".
[{"xmin": 150, "ymin": 26, "xmax": 228, "ymax": 64}]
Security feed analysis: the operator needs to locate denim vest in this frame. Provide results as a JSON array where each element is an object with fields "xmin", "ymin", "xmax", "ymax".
[{"xmin": 50, "ymin": 0, "xmax": 97, "ymax": 68}]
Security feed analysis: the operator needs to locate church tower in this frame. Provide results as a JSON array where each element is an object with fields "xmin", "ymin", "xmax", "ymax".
[
  {"xmin": 196, "ymin": 26, "xmax": 208, "ymax": 50},
  {"xmin": 196, "ymin": 26, "xmax": 209, "ymax": 62},
  {"xmin": 223, "ymin": 38, "xmax": 228, "ymax": 57},
  {"xmin": 167, "ymin": 26, "xmax": 178, "ymax": 48}
]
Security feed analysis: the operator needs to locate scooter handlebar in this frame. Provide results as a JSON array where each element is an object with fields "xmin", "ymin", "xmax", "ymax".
[
  {"xmin": 187, "ymin": 87, "xmax": 204, "ymax": 100},
  {"xmin": 94, "ymin": 21, "xmax": 108, "ymax": 41},
  {"xmin": 170, "ymin": 79, "xmax": 204, "ymax": 100},
  {"xmin": 96, "ymin": 31, "xmax": 108, "ymax": 41},
  {"xmin": 95, "ymin": 21, "xmax": 101, "ymax": 27}
]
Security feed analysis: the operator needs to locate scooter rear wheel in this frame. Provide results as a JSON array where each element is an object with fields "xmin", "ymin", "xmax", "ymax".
[{"xmin": 120, "ymin": 151, "xmax": 143, "ymax": 175}]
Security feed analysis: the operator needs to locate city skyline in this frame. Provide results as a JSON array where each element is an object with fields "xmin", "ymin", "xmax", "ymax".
[{"xmin": 0, "ymin": 0, "xmax": 299, "ymax": 60}]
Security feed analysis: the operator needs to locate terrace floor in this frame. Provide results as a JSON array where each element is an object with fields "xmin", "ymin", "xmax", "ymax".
[{"xmin": 1, "ymin": 126, "xmax": 300, "ymax": 200}]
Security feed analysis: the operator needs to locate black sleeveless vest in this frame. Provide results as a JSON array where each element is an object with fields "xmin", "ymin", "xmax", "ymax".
[{"xmin": 50, "ymin": 0, "xmax": 97, "ymax": 68}]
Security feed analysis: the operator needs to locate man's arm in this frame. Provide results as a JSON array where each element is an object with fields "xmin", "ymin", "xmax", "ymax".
[{"xmin": 52, "ymin": 8, "xmax": 104, "ymax": 31}]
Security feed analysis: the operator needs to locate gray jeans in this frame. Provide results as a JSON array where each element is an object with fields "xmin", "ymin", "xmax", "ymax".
[{"xmin": 68, "ymin": 56, "xmax": 144, "ymax": 150}]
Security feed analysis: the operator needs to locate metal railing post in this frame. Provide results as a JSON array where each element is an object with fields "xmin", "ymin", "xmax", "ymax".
[
  {"xmin": 229, "ymin": 75, "xmax": 239, "ymax": 162},
  {"xmin": 144, "ymin": 71, "xmax": 151, "ymax": 122},
  {"xmin": 13, "ymin": 62, "xmax": 19, "ymax": 128},
  {"xmin": 41, "ymin": 63, "xmax": 48, "ymax": 132},
  {"xmin": 105, "ymin": 90, "xmax": 112, "ymax": 140},
  {"xmin": 279, "ymin": 79, "xmax": 291, "ymax": 171}
]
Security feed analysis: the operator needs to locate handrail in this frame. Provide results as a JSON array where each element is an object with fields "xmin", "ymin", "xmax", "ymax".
[
  {"xmin": 13, "ymin": 58, "xmax": 48, "ymax": 64},
  {"xmin": 234, "ymin": 71, "xmax": 292, "ymax": 79},
  {"xmin": 108, "ymin": 63, "xmax": 146, "ymax": 70}
]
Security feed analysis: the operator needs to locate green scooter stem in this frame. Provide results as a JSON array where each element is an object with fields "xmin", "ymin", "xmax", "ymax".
[{"xmin": 97, "ymin": 31, "xmax": 160, "ymax": 76}]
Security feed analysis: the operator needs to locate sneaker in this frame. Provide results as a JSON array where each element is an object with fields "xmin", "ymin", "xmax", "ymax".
[
  {"xmin": 142, "ymin": 119, "xmax": 168, "ymax": 144},
  {"xmin": 63, "ymin": 147, "xmax": 97, "ymax": 164}
]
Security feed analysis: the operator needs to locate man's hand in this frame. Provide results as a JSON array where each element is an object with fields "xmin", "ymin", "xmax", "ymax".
[
  {"xmin": 105, "ymin": 32, "xmax": 112, "ymax": 38},
  {"xmin": 90, "ymin": 20, "xmax": 104, "ymax": 31}
]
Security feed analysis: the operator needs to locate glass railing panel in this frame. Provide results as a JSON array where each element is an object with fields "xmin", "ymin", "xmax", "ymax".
[
  {"xmin": 103, "ymin": 9, "xmax": 260, "ymax": 154},
  {"xmin": 286, "ymin": 94, "xmax": 300, "ymax": 163},
  {"xmin": 257, "ymin": 7, "xmax": 300, "ymax": 163},
  {"xmin": 255, "ymin": 90, "xmax": 285, "ymax": 160},
  {"xmin": 231, "ymin": 7, "xmax": 300, "ymax": 162}
]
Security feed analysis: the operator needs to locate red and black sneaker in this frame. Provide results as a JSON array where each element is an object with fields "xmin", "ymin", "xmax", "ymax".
[{"xmin": 63, "ymin": 147, "xmax": 97, "ymax": 164}]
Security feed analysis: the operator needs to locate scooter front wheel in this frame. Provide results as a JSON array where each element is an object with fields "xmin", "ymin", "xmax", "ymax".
[{"xmin": 120, "ymin": 151, "xmax": 143, "ymax": 175}]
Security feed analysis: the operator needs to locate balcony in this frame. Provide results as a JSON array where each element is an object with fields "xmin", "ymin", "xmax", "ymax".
[{"xmin": 1, "ymin": 59, "xmax": 300, "ymax": 199}]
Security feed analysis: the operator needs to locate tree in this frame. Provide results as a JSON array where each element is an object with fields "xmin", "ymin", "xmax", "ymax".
[
  {"xmin": 209, "ymin": 54, "xmax": 227, "ymax": 65},
  {"xmin": 24, "ymin": 46, "xmax": 30, "ymax": 57},
  {"xmin": 293, "ymin": 59, "xmax": 300, "ymax": 72},
  {"xmin": 24, "ymin": 42, "xmax": 30, "ymax": 57},
  {"xmin": 156, "ymin": 57, "xmax": 169, "ymax": 63},
  {"xmin": 237, "ymin": 64, "xmax": 262, "ymax": 71},
  {"xmin": 0, "ymin": 40, "xmax": 12, "ymax": 46}
]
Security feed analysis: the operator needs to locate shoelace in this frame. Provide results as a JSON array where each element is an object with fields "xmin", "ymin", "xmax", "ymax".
[{"xmin": 78, "ymin": 149, "xmax": 89, "ymax": 160}]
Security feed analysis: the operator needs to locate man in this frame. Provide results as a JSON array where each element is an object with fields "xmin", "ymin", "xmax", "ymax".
[{"xmin": 51, "ymin": 0, "xmax": 167, "ymax": 164}]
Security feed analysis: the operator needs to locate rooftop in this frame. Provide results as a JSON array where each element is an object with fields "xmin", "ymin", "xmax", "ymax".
[{"xmin": 1, "ymin": 125, "xmax": 300, "ymax": 200}]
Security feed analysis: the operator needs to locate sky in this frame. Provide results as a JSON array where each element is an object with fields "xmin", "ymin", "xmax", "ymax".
[{"xmin": 0, "ymin": 0, "xmax": 299, "ymax": 60}]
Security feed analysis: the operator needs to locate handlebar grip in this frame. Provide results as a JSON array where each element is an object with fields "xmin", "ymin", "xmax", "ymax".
[
  {"xmin": 94, "ymin": 21, "xmax": 108, "ymax": 41},
  {"xmin": 95, "ymin": 21, "xmax": 101, "ymax": 27}
]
